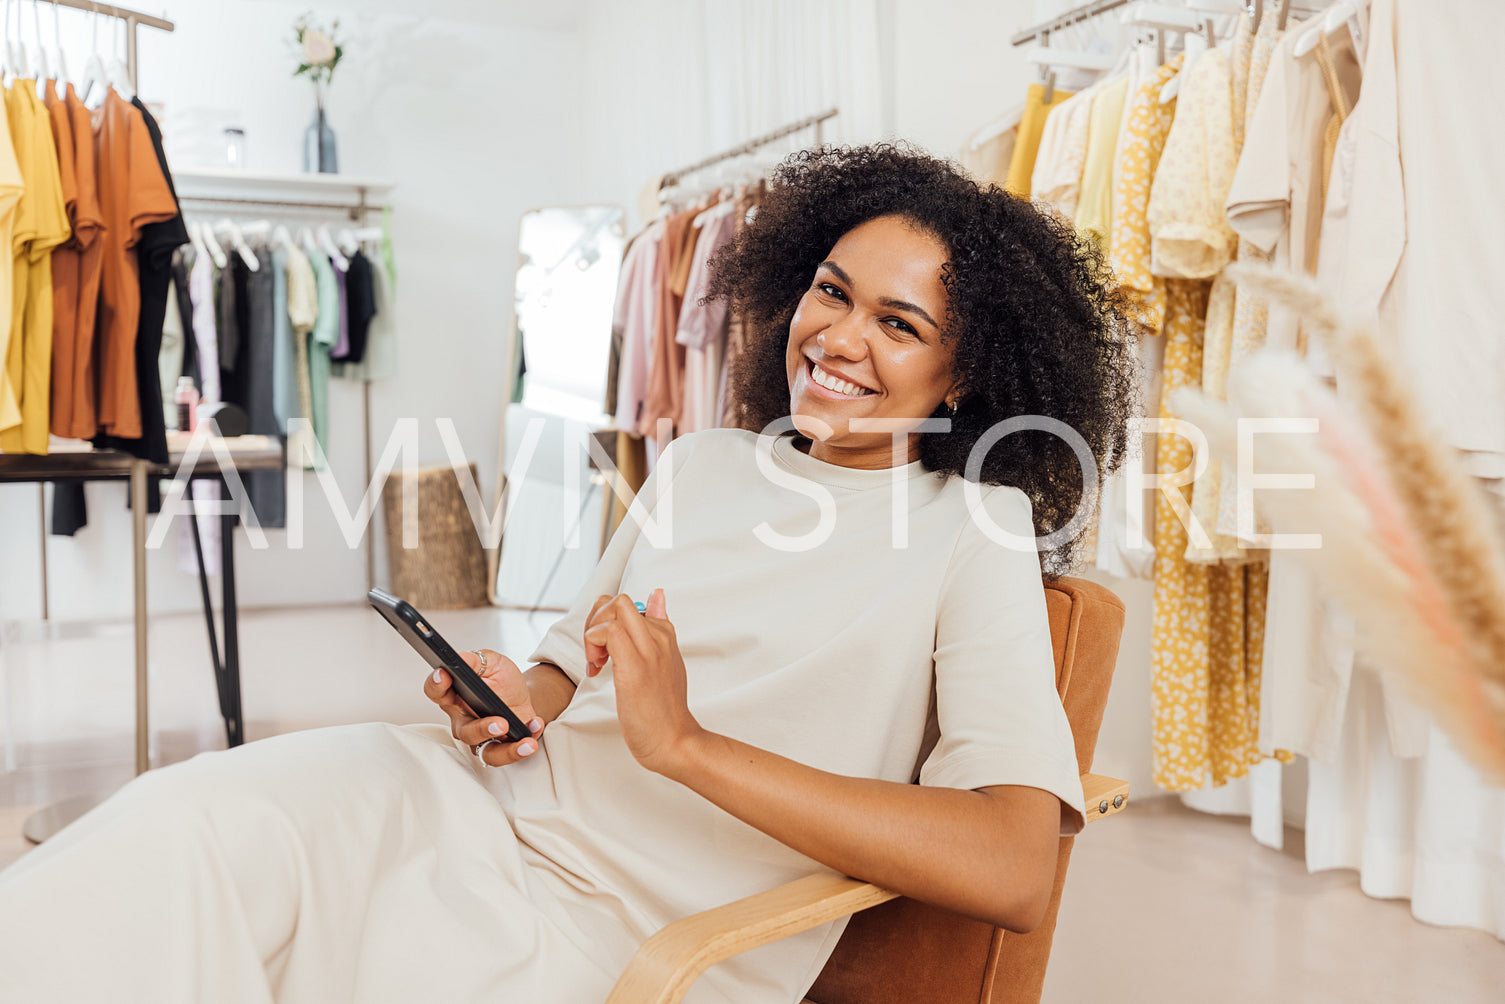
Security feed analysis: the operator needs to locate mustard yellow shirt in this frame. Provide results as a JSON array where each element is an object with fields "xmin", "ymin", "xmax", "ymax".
[{"xmin": 0, "ymin": 81, "xmax": 69, "ymax": 454}]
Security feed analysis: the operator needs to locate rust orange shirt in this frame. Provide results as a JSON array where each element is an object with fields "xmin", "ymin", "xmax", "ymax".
[{"xmin": 92, "ymin": 89, "xmax": 176, "ymax": 440}]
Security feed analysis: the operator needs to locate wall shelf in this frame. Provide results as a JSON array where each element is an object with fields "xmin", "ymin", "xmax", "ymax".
[{"xmin": 174, "ymin": 169, "xmax": 397, "ymax": 217}]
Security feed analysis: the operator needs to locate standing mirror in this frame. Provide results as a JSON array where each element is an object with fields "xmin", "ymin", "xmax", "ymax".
[{"xmin": 491, "ymin": 205, "xmax": 626, "ymax": 610}]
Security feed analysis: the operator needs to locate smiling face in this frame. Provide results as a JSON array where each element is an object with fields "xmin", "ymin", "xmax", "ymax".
[{"xmin": 784, "ymin": 215, "xmax": 959, "ymax": 469}]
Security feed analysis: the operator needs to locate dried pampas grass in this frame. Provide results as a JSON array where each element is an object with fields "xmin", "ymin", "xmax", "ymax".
[{"xmin": 1174, "ymin": 267, "xmax": 1505, "ymax": 783}]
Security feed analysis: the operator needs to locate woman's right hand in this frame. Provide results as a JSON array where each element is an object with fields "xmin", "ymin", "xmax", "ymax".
[{"xmin": 422, "ymin": 648, "xmax": 545, "ymax": 766}]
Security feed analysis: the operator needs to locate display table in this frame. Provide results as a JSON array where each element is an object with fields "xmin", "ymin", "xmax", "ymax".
[{"xmin": 0, "ymin": 435, "xmax": 284, "ymax": 842}]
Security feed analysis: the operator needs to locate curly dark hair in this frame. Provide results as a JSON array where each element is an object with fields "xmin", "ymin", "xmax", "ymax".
[{"xmin": 705, "ymin": 142, "xmax": 1140, "ymax": 575}]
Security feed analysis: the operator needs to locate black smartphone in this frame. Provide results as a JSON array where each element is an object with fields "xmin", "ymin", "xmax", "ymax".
[{"xmin": 367, "ymin": 588, "xmax": 532, "ymax": 743}]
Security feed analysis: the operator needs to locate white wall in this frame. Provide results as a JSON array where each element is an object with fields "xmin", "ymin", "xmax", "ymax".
[{"xmin": 0, "ymin": 1, "xmax": 584, "ymax": 621}]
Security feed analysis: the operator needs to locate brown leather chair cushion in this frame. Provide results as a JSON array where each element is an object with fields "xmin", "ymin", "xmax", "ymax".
[{"xmin": 805, "ymin": 577, "xmax": 1126, "ymax": 1004}]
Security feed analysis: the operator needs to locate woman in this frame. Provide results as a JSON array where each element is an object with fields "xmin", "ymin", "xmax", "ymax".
[{"xmin": 0, "ymin": 145, "xmax": 1136, "ymax": 1003}]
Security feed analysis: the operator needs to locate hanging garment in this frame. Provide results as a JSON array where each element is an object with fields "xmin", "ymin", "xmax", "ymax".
[
  {"xmin": 330, "ymin": 257, "xmax": 351, "ymax": 361},
  {"xmin": 1003, "ymin": 81, "xmax": 1074, "ymax": 197},
  {"xmin": 92, "ymin": 88, "xmax": 178, "ymax": 440},
  {"xmin": 157, "ymin": 280, "xmax": 183, "ymax": 429},
  {"xmin": 1097, "ymin": 56, "xmax": 1182, "ymax": 581},
  {"xmin": 270, "ymin": 246, "xmax": 294, "ymax": 433},
  {"xmin": 51, "ymin": 84, "xmax": 106, "ymax": 439},
  {"xmin": 611, "ymin": 220, "xmax": 662, "ymax": 432},
  {"xmin": 245, "ymin": 246, "xmax": 285, "ymax": 527},
  {"xmin": 341, "ymin": 250, "xmax": 377, "ymax": 366},
  {"xmin": 1073, "ymin": 74, "xmax": 1130, "ymax": 250},
  {"xmin": 1029, "ymin": 84, "xmax": 1095, "ymax": 219},
  {"xmin": 1184, "ymin": 16, "xmax": 1258, "ymax": 565},
  {"xmin": 43, "ymin": 80, "xmax": 83, "ymax": 440},
  {"xmin": 170, "ymin": 249, "xmax": 196, "ymax": 399},
  {"xmin": 330, "ymin": 246, "xmax": 392, "ymax": 383},
  {"xmin": 305, "ymin": 248, "xmax": 340, "ymax": 455},
  {"xmin": 0, "ymin": 89, "xmax": 22, "ymax": 438},
  {"xmin": 284, "ymin": 243, "xmax": 319, "ymax": 469},
  {"xmin": 0, "ymin": 80, "xmax": 71, "ymax": 455},
  {"xmin": 92, "ymin": 96, "xmax": 188, "ymax": 467},
  {"xmin": 960, "ymin": 118, "xmax": 1018, "ymax": 188},
  {"xmin": 638, "ymin": 209, "xmax": 695, "ymax": 439},
  {"xmin": 1146, "ymin": 49, "xmax": 1267, "ymax": 791},
  {"xmin": 674, "ymin": 210, "xmax": 735, "ymax": 435},
  {"xmin": 1193, "ymin": 11, "xmax": 1284, "ymax": 561},
  {"xmin": 1146, "ymin": 48, "xmax": 1238, "ymax": 281}
]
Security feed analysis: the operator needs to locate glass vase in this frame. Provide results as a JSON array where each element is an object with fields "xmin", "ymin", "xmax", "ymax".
[{"xmin": 303, "ymin": 103, "xmax": 339, "ymax": 174}]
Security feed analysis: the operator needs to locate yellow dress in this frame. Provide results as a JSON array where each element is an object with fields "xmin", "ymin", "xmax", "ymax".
[
  {"xmin": 1108, "ymin": 56, "xmax": 1183, "ymax": 336},
  {"xmin": 1003, "ymin": 82, "xmax": 1074, "ymax": 198},
  {"xmin": 1073, "ymin": 74, "xmax": 1129, "ymax": 252},
  {"xmin": 0, "ymin": 81, "xmax": 69, "ymax": 454},
  {"xmin": 1143, "ymin": 50, "xmax": 1267, "ymax": 790},
  {"xmin": 1187, "ymin": 15, "xmax": 1257, "ymax": 564}
]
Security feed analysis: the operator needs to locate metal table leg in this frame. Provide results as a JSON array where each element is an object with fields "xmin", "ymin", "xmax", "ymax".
[
  {"xmin": 220, "ymin": 502, "xmax": 244, "ymax": 747},
  {"xmin": 23, "ymin": 462, "xmax": 152, "ymax": 843}
]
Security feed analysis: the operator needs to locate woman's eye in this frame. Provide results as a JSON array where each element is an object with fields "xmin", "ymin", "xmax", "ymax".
[
  {"xmin": 816, "ymin": 282, "xmax": 846, "ymax": 301},
  {"xmin": 883, "ymin": 317, "xmax": 917, "ymax": 336}
]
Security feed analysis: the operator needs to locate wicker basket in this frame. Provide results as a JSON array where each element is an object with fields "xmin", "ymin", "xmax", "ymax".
[{"xmin": 381, "ymin": 462, "xmax": 490, "ymax": 609}]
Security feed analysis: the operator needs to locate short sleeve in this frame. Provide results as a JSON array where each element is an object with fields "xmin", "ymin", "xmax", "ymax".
[
  {"xmin": 918, "ymin": 486, "xmax": 1086, "ymax": 835},
  {"xmin": 1147, "ymin": 48, "xmax": 1238, "ymax": 279},
  {"xmin": 526, "ymin": 436, "xmax": 693, "ymax": 683},
  {"xmin": 124, "ymin": 111, "xmax": 179, "ymax": 250},
  {"xmin": 1226, "ymin": 49, "xmax": 1291, "ymax": 254}
]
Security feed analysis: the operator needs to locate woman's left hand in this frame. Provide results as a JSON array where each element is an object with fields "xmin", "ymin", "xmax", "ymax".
[{"xmin": 583, "ymin": 589, "xmax": 704, "ymax": 775}]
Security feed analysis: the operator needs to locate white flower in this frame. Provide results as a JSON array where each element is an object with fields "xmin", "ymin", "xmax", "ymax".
[{"xmin": 302, "ymin": 29, "xmax": 336, "ymax": 66}]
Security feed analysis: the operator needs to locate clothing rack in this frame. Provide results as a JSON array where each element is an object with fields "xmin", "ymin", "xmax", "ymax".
[
  {"xmin": 175, "ymin": 191, "xmax": 392, "ymax": 223},
  {"xmin": 1009, "ymin": 0, "xmax": 1319, "ymax": 47},
  {"xmin": 54, "ymin": 0, "xmax": 175, "ymax": 86},
  {"xmin": 658, "ymin": 108, "xmax": 839, "ymax": 189},
  {"xmin": 174, "ymin": 182, "xmax": 394, "ymax": 591}
]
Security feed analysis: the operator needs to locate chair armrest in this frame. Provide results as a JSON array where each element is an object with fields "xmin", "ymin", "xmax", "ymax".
[
  {"xmin": 604, "ymin": 873, "xmax": 897, "ymax": 1004},
  {"xmin": 605, "ymin": 772, "xmax": 1130, "ymax": 1004},
  {"xmin": 1082, "ymin": 772, "xmax": 1129, "ymax": 822}
]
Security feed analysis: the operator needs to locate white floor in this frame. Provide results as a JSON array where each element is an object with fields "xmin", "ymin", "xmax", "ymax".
[{"xmin": 3, "ymin": 603, "xmax": 1504, "ymax": 1002}]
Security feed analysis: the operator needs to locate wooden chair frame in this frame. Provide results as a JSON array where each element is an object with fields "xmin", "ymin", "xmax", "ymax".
[{"xmin": 605, "ymin": 772, "xmax": 1129, "ymax": 1004}]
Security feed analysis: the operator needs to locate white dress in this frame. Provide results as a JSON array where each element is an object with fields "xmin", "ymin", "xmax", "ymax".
[{"xmin": 0, "ymin": 429, "xmax": 1084, "ymax": 1002}]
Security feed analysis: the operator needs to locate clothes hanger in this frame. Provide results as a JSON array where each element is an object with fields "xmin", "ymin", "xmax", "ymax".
[
  {"xmin": 48, "ymin": 0, "xmax": 63, "ymax": 84},
  {"xmin": 336, "ymin": 227, "xmax": 359, "ymax": 256},
  {"xmin": 1293, "ymin": 0, "xmax": 1368, "ymax": 57},
  {"xmin": 80, "ymin": 2, "xmax": 107, "ymax": 105},
  {"xmin": 316, "ymin": 223, "xmax": 348, "ymax": 269},
  {"xmin": 271, "ymin": 223, "xmax": 296, "ymax": 253},
  {"xmin": 29, "ymin": 0, "xmax": 47, "ymax": 86},
  {"xmin": 6, "ymin": 0, "xmax": 29, "ymax": 81},
  {"xmin": 106, "ymin": 15, "xmax": 132, "ymax": 101},
  {"xmin": 187, "ymin": 216, "xmax": 208, "ymax": 261},
  {"xmin": 215, "ymin": 218, "xmax": 260, "ymax": 271},
  {"xmin": 298, "ymin": 225, "xmax": 319, "ymax": 255},
  {"xmin": 199, "ymin": 220, "xmax": 228, "ymax": 269}
]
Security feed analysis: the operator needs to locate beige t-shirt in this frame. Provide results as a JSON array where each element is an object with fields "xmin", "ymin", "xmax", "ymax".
[{"xmin": 500, "ymin": 428, "xmax": 1083, "ymax": 1004}]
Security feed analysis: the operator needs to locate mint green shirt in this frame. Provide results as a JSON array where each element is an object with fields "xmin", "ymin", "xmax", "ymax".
[{"xmin": 306, "ymin": 249, "xmax": 340, "ymax": 449}]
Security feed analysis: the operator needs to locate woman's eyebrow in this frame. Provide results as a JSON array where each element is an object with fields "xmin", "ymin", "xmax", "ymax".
[
  {"xmin": 878, "ymin": 296, "xmax": 938, "ymax": 330},
  {"xmin": 818, "ymin": 260, "xmax": 939, "ymax": 330}
]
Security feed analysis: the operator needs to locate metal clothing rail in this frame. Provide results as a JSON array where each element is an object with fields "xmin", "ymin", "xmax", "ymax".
[
  {"xmin": 1010, "ymin": 0, "xmax": 1131, "ymax": 46},
  {"xmin": 175, "ymin": 192, "xmax": 392, "ymax": 222},
  {"xmin": 659, "ymin": 108, "xmax": 839, "ymax": 189},
  {"xmin": 1011, "ymin": 0, "xmax": 1319, "ymax": 47},
  {"xmin": 54, "ymin": 0, "xmax": 176, "ymax": 88}
]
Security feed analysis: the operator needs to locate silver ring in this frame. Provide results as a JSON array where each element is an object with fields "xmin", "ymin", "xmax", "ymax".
[
  {"xmin": 472, "ymin": 649, "xmax": 488, "ymax": 670},
  {"xmin": 471, "ymin": 738, "xmax": 504, "ymax": 762}
]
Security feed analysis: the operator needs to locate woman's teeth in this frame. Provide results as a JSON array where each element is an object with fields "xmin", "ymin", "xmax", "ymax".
[{"xmin": 810, "ymin": 362, "xmax": 873, "ymax": 398}]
